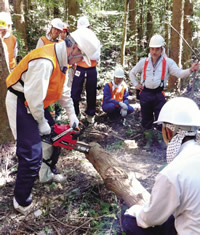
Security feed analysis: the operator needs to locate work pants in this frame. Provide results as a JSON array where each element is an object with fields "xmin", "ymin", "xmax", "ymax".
[
  {"xmin": 122, "ymin": 215, "xmax": 177, "ymax": 235},
  {"xmin": 14, "ymin": 97, "xmax": 54, "ymax": 206},
  {"xmin": 102, "ymin": 102, "xmax": 134, "ymax": 118},
  {"xmin": 71, "ymin": 66, "xmax": 97, "ymax": 116},
  {"xmin": 139, "ymin": 90, "xmax": 166, "ymax": 130}
]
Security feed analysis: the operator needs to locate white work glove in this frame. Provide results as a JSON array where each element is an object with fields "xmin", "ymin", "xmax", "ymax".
[
  {"xmin": 69, "ymin": 113, "xmax": 79, "ymax": 128},
  {"xmin": 120, "ymin": 109, "xmax": 127, "ymax": 117},
  {"xmin": 119, "ymin": 102, "xmax": 128, "ymax": 110},
  {"xmin": 124, "ymin": 205, "xmax": 142, "ymax": 217},
  {"xmin": 38, "ymin": 120, "xmax": 51, "ymax": 135}
]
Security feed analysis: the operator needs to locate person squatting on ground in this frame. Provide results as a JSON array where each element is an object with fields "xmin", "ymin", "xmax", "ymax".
[
  {"xmin": 0, "ymin": 12, "xmax": 18, "ymax": 71},
  {"xmin": 123, "ymin": 97, "xmax": 200, "ymax": 235},
  {"xmin": 102, "ymin": 67, "xmax": 134, "ymax": 120},
  {"xmin": 71, "ymin": 16, "xmax": 101, "ymax": 124},
  {"xmin": 129, "ymin": 34, "xmax": 199, "ymax": 148},
  {"xmin": 36, "ymin": 18, "xmax": 63, "ymax": 48},
  {"xmin": 5, "ymin": 27, "xmax": 100, "ymax": 215}
]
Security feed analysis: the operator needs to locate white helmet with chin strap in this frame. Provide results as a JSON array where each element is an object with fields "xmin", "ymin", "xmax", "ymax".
[
  {"xmin": 77, "ymin": 16, "xmax": 90, "ymax": 29},
  {"xmin": 69, "ymin": 27, "xmax": 100, "ymax": 66},
  {"xmin": 155, "ymin": 97, "xmax": 200, "ymax": 130},
  {"xmin": 50, "ymin": 18, "xmax": 63, "ymax": 31},
  {"xmin": 149, "ymin": 34, "xmax": 165, "ymax": 48},
  {"xmin": 0, "ymin": 12, "xmax": 13, "ymax": 25},
  {"xmin": 155, "ymin": 97, "xmax": 200, "ymax": 164},
  {"xmin": 114, "ymin": 67, "xmax": 125, "ymax": 78}
]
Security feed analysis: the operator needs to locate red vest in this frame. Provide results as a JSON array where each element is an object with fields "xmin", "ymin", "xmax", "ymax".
[
  {"xmin": 3, "ymin": 34, "xmax": 17, "ymax": 69},
  {"xmin": 6, "ymin": 44, "xmax": 66, "ymax": 109},
  {"xmin": 108, "ymin": 82, "xmax": 126, "ymax": 102}
]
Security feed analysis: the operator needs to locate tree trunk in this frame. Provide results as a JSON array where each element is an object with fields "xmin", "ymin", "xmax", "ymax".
[
  {"xmin": 121, "ymin": 0, "xmax": 129, "ymax": 66},
  {"xmin": 168, "ymin": 0, "xmax": 183, "ymax": 91},
  {"xmin": 146, "ymin": 0, "xmax": 153, "ymax": 45},
  {"xmin": 180, "ymin": 0, "xmax": 193, "ymax": 90},
  {"xmin": 65, "ymin": 0, "xmax": 80, "ymax": 31},
  {"xmin": 13, "ymin": 0, "xmax": 28, "ymax": 52},
  {"xmin": 86, "ymin": 142, "xmax": 150, "ymax": 207},
  {"xmin": 0, "ymin": 39, "xmax": 13, "ymax": 144},
  {"xmin": 129, "ymin": 0, "xmax": 137, "ymax": 63},
  {"xmin": 0, "ymin": 0, "xmax": 9, "ymax": 11},
  {"xmin": 137, "ymin": 0, "xmax": 145, "ymax": 56}
]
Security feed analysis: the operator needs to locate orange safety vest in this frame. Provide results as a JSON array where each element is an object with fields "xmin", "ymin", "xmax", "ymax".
[
  {"xmin": 108, "ymin": 82, "xmax": 126, "ymax": 102},
  {"xmin": 40, "ymin": 36, "xmax": 62, "ymax": 45},
  {"xmin": 3, "ymin": 34, "xmax": 17, "ymax": 69},
  {"xmin": 6, "ymin": 44, "xmax": 66, "ymax": 109},
  {"xmin": 77, "ymin": 60, "xmax": 97, "ymax": 68}
]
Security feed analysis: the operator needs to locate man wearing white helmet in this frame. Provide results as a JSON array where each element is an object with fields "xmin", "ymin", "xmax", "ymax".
[
  {"xmin": 123, "ymin": 97, "xmax": 200, "ymax": 234},
  {"xmin": 35, "ymin": 18, "xmax": 69, "ymax": 184},
  {"xmin": 71, "ymin": 16, "xmax": 101, "ymax": 124},
  {"xmin": 102, "ymin": 67, "xmax": 134, "ymax": 119},
  {"xmin": 129, "ymin": 34, "xmax": 199, "ymax": 148},
  {"xmin": 36, "ymin": 18, "xmax": 63, "ymax": 48},
  {"xmin": 5, "ymin": 27, "xmax": 100, "ymax": 215},
  {"xmin": 0, "ymin": 12, "xmax": 18, "ymax": 70}
]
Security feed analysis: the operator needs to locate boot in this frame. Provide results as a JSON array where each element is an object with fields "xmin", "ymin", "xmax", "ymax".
[
  {"xmin": 144, "ymin": 130, "xmax": 154, "ymax": 149},
  {"xmin": 155, "ymin": 130, "xmax": 166, "ymax": 149}
]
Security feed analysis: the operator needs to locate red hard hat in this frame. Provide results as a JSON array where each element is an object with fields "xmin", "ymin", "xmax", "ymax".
[{"xmin": 63, "ymin": 23, "xmax": 69, "ymax": 32}]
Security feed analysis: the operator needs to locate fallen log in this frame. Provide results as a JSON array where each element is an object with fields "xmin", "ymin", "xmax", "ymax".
[{"xmin": 85, "ymin": 142, "xmax": 150, "ymax": 207}]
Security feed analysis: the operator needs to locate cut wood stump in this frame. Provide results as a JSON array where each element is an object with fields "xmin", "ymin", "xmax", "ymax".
[{"xmin": 86, "ymin": 142, "xmax": 150, "ymax": 207}]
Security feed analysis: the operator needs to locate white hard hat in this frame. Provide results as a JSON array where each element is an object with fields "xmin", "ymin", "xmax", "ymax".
[
  {"xmin": 114, "ymin": 67, "xmax": 125, "ymax": 78},
  {"xmin": 50, "ymin": 18, "xmax": 63, "ymax": 31},
  {"xmin": 0, "ymin": 19, "xmax": 8, "ymax": 29},
  {"xmin": 0, "ymin": 12, "xmax": 13, "ymax": 25},
  {"xmin": 70, "ymin": 27, "xmax": 100, "ymax": 66},
  {"xmin": 77, "ymin": 16, "xmax": 90, "ymax": 29},
  {"xmin": 155, "ymin": 97, "xmax": 200, "ymax": 127},
  {"xmin": 149, "ymin": 34, "xmax": 165, "ymax": 48}
]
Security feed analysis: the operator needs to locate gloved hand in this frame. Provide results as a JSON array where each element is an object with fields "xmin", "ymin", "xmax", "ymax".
[
  {"xmin": 69, "ymin": 113, "xmax": 79, "ymax": 128},
  {"xmin": 119, "ymin": 102, "xmax": 128, "ymax": 110},
  {"xmin": 38, "ymin": 120, "xmax": 51, "ymax": 135},
  {"xmin": 120, "ymin": 109, "xmax": 127, "ymax": 117},
  {"xmin": 124, "ymin": 205, "xmax": 142, "ymax": 217}
]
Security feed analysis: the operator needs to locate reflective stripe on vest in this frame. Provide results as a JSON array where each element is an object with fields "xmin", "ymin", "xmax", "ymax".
[
  {"xmin": 143, "ymin": 57, "xmax": 167, "ymax": 82},
  {"xmin": 41, "ymin": 36, "xmax": 62, "ymax": 45},
  {"xmin": 108, "ymin": 82, "xmax": 126, "ymax": 102},
  {"xmin": 6, "ymin": 44, "xmax": 66, "ymax": 109},
  {"xmin": 3, "ymin": 34, "xmax": 17, "ymax": 69},
  {"xmin": 77, "ymin": 60, "xmax": 97, "ymax": 68}
]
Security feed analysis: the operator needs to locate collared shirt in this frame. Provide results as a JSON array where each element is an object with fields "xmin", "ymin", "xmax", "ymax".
[
  {"xmin": 134, "ymin": 140, "xmax": 200, "ymax": 234},
  {"xmin": 129, "ymin": 56, "xmax": 191, "ymax": 89}
]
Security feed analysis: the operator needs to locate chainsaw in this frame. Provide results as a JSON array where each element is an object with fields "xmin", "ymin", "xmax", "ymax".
[{"xmin": 42, "ymin": 123, "xmax": 90, "ymax": 154}]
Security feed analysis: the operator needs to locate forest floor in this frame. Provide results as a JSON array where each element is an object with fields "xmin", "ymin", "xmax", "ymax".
[{"xmin": 0, "ymin": 94, "xmax": 167, "ymax": 235}]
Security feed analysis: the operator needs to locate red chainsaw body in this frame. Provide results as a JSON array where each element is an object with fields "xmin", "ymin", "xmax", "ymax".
[{"xmin": 52, "ymin": 124, "xmax": 77, "ymax": 150}]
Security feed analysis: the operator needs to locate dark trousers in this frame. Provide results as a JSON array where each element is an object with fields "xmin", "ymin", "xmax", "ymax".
[
  {"xmin": 122, "ymin": 215, "xmax": 177, "ymax": 235},
  {"xmin": 14, "ymin": 97, "xmax": 54, "ymax": 207},
  {"xmin": 102, "ymin": 103, "xmax": 134, "ymax": 118},
  {"xmin": 140, "ymin": 90, "xmax": 166, "ymax": 130},
  {"xmin": 71, "ymin": 66, "xmax": 97, "ymax": 116}
]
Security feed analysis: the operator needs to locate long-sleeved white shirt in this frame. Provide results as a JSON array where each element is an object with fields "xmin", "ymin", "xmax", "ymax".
[
  {"xmin": 127, "ymin": 140, "xmax": 200, "ymax": 234},
  {"xmin": 129, "ymin": 56, "xmax": 191, "ymax": 89}
]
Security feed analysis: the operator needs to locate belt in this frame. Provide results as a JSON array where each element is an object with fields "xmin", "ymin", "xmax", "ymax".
[{"xmin": 143, "ymin": 86, "xmax": 163, "ymax": 93}]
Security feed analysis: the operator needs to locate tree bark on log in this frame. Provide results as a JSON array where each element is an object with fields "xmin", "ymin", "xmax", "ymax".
[{"xmin": 86, "ymin": 142, "xmax": 150, "ymax": 207}]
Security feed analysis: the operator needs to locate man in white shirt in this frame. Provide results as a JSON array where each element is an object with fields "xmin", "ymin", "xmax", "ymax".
[
  {"xmin": 71, "ymin": 16, "xmax": 101, "ymax": 124},
  {"xmin": 123, "ymin": 97, "xmax": 200, "ymax": 235},
  {"xmin": 129, "ymin": 34, "xmax": 198, "ymax": 148}
]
